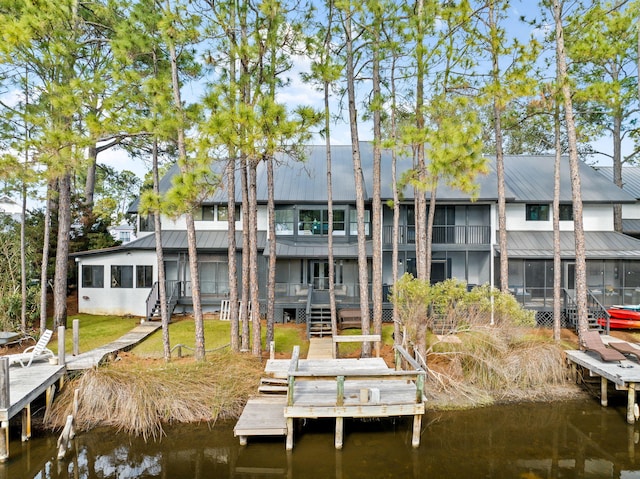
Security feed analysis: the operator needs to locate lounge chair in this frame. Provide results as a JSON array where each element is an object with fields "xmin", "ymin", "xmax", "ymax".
[
  {"xmin": 8, "ymin": 329, "xmax": 54, "ymax": 367},
  {"xmin": 581, "ymin": 330, "xmax": 626, "ymax": 362},
  {"xmin": 609, "ymin": 341, "xmax": 640, "ymax": 361}
]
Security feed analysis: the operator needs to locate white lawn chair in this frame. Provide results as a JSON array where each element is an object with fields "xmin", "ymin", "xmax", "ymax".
[{"xmin": 9, "ymin": 329, "xmax": 54, "ymax": 367}]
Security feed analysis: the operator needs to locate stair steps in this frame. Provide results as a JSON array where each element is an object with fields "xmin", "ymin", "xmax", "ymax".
[{"xmin": 258, "ymin": 377, "xmax": 288, "ymax": 395}]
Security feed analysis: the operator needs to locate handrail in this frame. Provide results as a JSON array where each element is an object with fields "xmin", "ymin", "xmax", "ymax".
[
  {"xmin": 394, "ymin": 344, "xmax": 425, "ymax": 372},
  {"xmin": 587, "ymin": 289, "xmax": 610, "ymax": 335},
  {"xmin": 145, "ymin": 282, "xmax": 159, "ymax": 320},
  {"xmin": 305, "ymin": 285, "xmax": 313, "ymax": 338}
]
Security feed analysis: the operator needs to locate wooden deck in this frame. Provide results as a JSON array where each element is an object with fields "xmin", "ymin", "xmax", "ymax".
[
  {"xmin": 235, "ymin": 344, "xmax": 426, "ymax": 450},
  {"xmin": 66, "ymin": 322, "xmax": 161, "ymax": 371},
  {"xmin": 566, "ymin": 338, "xmax": 640, "ymax": 424}
]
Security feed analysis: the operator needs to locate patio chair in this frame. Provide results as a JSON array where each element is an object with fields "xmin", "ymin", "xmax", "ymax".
[
  {"xmin": 8, "ymin": 329, "xmax": 54, "ymax": 368},
  {"xmin": 581, "ymin": 330, "xmax": 626, "ymax": 363},
  {"xmin": 609, "ymin": 341, "xmax": 640, "ymax": 362}
]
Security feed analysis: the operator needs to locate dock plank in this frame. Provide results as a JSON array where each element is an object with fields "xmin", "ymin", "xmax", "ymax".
[
  {"xmin": 234, "ymin": 396, "xmax": 288, "ymax": 437},
  {"xmin": 0, "ymin": 362, "xmax": 65, "ymax": 421}
]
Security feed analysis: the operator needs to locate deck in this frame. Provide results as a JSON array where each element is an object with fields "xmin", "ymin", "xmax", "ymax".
[
  {"xmin": 566, "ymin": 337, "xmax": 640, "ymax": 424},
  {"xmin": 234, "ymin": 341, "xmax": 426, "ymax": 450}
]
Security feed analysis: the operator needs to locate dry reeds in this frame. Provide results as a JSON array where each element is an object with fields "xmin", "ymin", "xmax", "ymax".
[{"xmin": 46, "ymin": 351, "xmax": 263, "ymax": 440}]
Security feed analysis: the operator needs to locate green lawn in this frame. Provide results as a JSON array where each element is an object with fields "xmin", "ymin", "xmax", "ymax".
[
  {"xmin": 44, "ymin": 315, "xmax": 394, "ymax": 359},
  {"xmin": 47, "ymin": 314, "xmax": 139, "ymax": 355}
]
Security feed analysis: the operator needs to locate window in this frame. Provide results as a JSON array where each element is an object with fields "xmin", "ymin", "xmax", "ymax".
[
  {"xmin": 525, "ymin": 204, "xmax": 549, "ymax": 221},
  {"xmin": 82, "ymin": 265, "xmax": 104, "ymax": 288},
  {"xmin": 297, "ymin": 209, "xmax": 346, "ymax": 236},
  {"xmin": 350, "ymin": 209, "xmax": 371, "ymax": 235},
  {"xmin": 275, "ymin": 208, "xmax": 294, "ymax": 235},
  {"xmin": 119, "ymin": 231, "xmax": 131, "ymax": 242},
  {"xmin": 559, "ymin": 204, "xmax": 573, "ymax": 221},
  {"xmin": 136, "ymin": 265, "xmax": 153, "ymax": 288},
  {"xmin": 217, "ymin": 205, "xmax": 241, "ymax": 221},
  {"xmin": 140, "ymin": 214, "xmax": 154, "ymax": 232},
  {"xmin": 111, "ymin": 265, "xmax": 133, "ymax": 288}
]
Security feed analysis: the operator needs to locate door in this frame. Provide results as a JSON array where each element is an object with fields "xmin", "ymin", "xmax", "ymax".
[
  {"xmin": 311, "ymin": 261, "xmax": 330, "ymax": 290},
  {"xmin": 564, "ymin": 262, "xmax": 575, "ymax": 291}
]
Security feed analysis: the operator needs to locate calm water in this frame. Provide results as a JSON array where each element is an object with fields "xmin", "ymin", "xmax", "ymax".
[{"xmin": 3, "ymin": 399, "xmax": 640, "ymax": 479}]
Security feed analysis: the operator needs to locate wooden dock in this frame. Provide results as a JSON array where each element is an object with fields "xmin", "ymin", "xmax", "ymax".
[
  {"xmin": 234, "ymin": 343, "xmax": 426, "ymax": 450},
  {"xmin": 0, "ymin": 359, "xmax": 65, "ymax": 461},
  {"xmin": 566, "ymin": 338, "xmax": 640, "ymax": 424},
  {"xmin": 66, "ymin": 322, "xmax": 161, "ymax": 371}
]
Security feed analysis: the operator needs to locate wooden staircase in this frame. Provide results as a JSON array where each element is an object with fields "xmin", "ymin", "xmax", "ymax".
[
  {"xmin": 146, "ymin": 282, "xmax": 178, "ymax": 321},
  {"xmin": 308, "ymin": 306, "xmax": 332, "ymax": 338},
  {"xmin": 258, "ymin": 377, "xmax": 288, "ymax": 395}
]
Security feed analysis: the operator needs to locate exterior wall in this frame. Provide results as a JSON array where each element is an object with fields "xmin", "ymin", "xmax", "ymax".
[
  {"xmin": 505, "ymin": 204, "xmax": 613, "ymax": 231},
  {"xmin": 622, "ymin": 203, "xmax": 640, "ymax": 220},
  {"xmin": 77, "ymin": 251, "xmax": 158, "ymax": 317}
]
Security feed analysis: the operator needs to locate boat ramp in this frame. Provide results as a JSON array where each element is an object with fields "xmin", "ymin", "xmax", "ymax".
[{"xmin": 234, "ymin": 337, "xmax": 426, "ymax": 450}]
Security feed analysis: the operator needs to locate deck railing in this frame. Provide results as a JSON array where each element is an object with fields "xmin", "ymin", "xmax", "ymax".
[{"xmin": 382, "ymin": 224, "xmax": 490, "ymax": 245}]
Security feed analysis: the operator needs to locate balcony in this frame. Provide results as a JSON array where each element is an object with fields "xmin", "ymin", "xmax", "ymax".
[{"xmin": 383, "ymin": 225, "xmax": 491, "ymax": 246}]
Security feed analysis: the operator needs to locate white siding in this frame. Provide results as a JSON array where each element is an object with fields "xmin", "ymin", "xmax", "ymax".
[
  {"xmin": 77, "ymin": 251, "xmax": 158, "ymax": 317},
  {"xmin": 505, "ymin": 203, "xmax": 613, "ymax": 231}
]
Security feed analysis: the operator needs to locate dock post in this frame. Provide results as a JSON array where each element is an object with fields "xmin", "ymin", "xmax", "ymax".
[
  {"xmin": 335, "ymin": 417, "xmax": 344, "ymax": 449},
  {"xmin": 601, "ymin": 376, "xmax": 608, "ymax": 407},
  {"xmin": 286, "ymin": 417, "xmax": 294, "ymax": 450},
  {"xmin": 21, "ymin": 403, "xmax": 31, "ymax": 441},
  {"xmin": 58, "ymin": 326, "xmax": 66, "ymax": 367},
  {"xmin": 0, "ymin": 357, "xmax": 9, "ymax": 462},
  {"xmin": 73, "ymin": 319, "xmax": 79, "ymax": 356},
  {"xmin": 627, "ymin": 383, "xmax": 636, "ymax": 424},
  {"xmin": 412, "ymin": 414, "xmax": 422, "ymax": 448},
  {"xmin": 270, "ymin": 341, "xmax": 275, "ymax": 360}
]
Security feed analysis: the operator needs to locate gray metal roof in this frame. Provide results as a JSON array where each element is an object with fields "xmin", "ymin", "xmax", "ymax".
[
  {"xmin": 73, "ymin": 231, "xmax": 265, "ymax": 257},
  {"xmin": 500, "ymin": 156, "xmax": 633, "ymax": 203},
  {"xmin": 132, "ymin": 145, "xmax": 634, "ymax": 211},
  {"xmin": 623, "ymin": 219, "xmax": 640, "ymax": 234},
  {"xmin": 264, "ymin": 240, "xmax": 372, "ymax": 258},
  {"xmin": 506, "ymin": 231, "xmax": 640, "ymax": 258},
  {"xmin": 597, "ymin": 166, "xmax": 640, "ymax": 199}
]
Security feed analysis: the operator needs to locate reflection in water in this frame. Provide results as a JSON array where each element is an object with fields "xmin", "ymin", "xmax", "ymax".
[{"xmin": 3, "ymin": 399, "xmax": 640, "ymax": 478}]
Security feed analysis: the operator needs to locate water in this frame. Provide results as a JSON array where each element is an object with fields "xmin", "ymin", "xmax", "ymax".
[{"xmin": 4, "ymin": 399, "xmax": 640, "ymax": 479}]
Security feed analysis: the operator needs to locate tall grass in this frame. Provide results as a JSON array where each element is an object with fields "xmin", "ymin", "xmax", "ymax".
[{"xmin": 47, "ymin": 351, "xmax": 263, "ymax": 440}]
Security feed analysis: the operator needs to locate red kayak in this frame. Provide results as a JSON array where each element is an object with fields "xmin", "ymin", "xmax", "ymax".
[{"xmin": 599, "ymin": 306, "xmax": 640, "ymax": 329}]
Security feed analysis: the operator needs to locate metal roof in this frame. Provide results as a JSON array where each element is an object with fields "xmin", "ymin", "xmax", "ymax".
[
  {"xmin": 623, "ymin": 219, "xmax": 640, "ymax": 234},
  {"xmin": 597, "ymin": 166, "xmax": 640, "ymax": 199},
  {"xmin": 506, "ymin": 231, "xmax": 640, "ymax": 258},
  {"xmin": 131, "ymin": 145, "xmax": 634, "ymax": 211},
  {"xmin": 263, "ymin": 240, "xmax": 372, "ymax": 258},
  {"xmin": 73, "ymin": 231, "xmax": 265, "ymax": 257}
]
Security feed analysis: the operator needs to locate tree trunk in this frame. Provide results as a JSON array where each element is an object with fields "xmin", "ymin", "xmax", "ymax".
[
  {"xmin": 490, "ymin": 0, "xmax": 509, "ymax": 293},
  {"xmin": 371, "ymin": 22, "xmax": 382, "ymax": 356},
  {"xmin": 266, "ymin": 156, "xmax": 276, "ymax": 345},
  {"xmin": 415, "ymin": 0, "xmax": 427, "ymax": 281},
  {"xmin": 612, "ymin": 114, "xmax": 623, "ymax": 232},
  {"xmin": 53, "ymin": 173, "xmax": 71, "ymax": 329},
  {"xmin": 227, "ymin": 158, "xmax": 240, "ymax": 352},
  {"xmin": 554, "ymin": 0, "xmax": 589, "ymax": 335},
  {"xmin": 240, "ymin": 155, "xmax": 251, "ymax": 351},
  {"xmin": 391, "ymin": 55, "xmax": 401, "ymax": 345},
  {"xmin": 553, "ymin": 101, "xmax": 562, "ymax": 342},
  {"xmin": 152, "ymin": 138, "xmax": 171, "ymax": 361},
  {"xmin": 425, "ymin": 180, "xmax": 437, "ymax": 284},
  {"xmin": 39, "ymin": 181, "xmax": 53, "ymax": 333},
  {"xmin": 84, "ymin": 144, "xmax": 97, "ymax": 208},
  {"xmin": 325, "ymin": 78, "xmax": 337, "ymax": 339},
  {"xmin": 344, "ymin": 4, "xmax": 370, "ymax": 356},
  {"xmin": 20, "ymin": 178, "xmax": 27, "ymax": 332},
  {"xmin": 249, "ymin": 160, "xmax": 261, "ymax": 358}
]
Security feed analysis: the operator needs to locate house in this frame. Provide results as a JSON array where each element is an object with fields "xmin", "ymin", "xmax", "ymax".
[
  {"xmin": 73, "ymin": 145, "xmax": 640, "ymax": 328},
  {"xmin": 108, "ymin": 223, "xmax": 137, "ymax": 244},
  {"xmin": 596, "ymin": 166, "xmax": 640, "ymax": 239},
  {"xmin": 0, "ymin": 196, "xmax": 22, "ymax": 223}
]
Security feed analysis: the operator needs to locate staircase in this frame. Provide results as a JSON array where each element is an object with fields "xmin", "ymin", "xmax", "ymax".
[
  {"xmin": 563, "ymin": 289, "xmax": 608, "ymax": 331},
  {"xmin": 146, "ymin": 282, "xmax": 178, "ymax": 321},
  {"xmin": 307, "ymin": 306, "xmax": 333, "ymax": 338}
]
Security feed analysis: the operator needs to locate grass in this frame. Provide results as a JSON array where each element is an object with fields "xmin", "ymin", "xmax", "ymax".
[
  {"xmin": 46, "ymin": 314, "xmax": 139, "ymax": 355},
  {"xmin": 47, "ymin": 350, "xmax": 264, "ymax": 439},
  {"xmin": 131, "ymin": 318, "xmax": 309, "ymax": 358}
]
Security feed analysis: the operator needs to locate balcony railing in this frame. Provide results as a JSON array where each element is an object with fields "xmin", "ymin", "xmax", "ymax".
[{"xmin": 383, "ymin": 225, "xmax": 490, "ymax": 245}]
